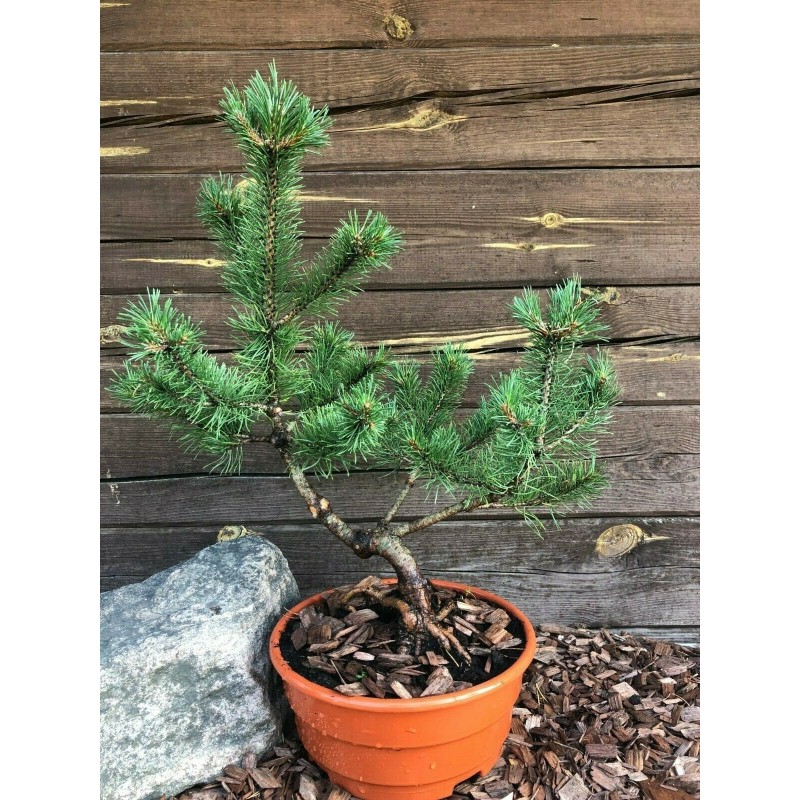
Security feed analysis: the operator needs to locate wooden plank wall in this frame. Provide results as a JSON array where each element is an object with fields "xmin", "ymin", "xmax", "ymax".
[{"xmin": 100, "ymin": 1, "xmax": 700, "ymax": 644}]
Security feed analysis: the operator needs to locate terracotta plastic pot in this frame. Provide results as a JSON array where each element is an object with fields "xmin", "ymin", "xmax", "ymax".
[{"xmin": 269, "ymin": 578, "xmax": 537, "ymax": 800}]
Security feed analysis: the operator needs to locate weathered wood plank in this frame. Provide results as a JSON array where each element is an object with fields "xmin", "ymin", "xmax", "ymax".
[
  {"xmin": 101, "ymin": 46, "xmax": 699, "ymax": 118},
  {"xmin": 101, "ymin": 1, "xmax": 699, "ymax": 51},
  {"xmin": 101, "ymin": 233, "xmax": 699, "ymax": 293},
  {"xmin": 93, "ymin": 565, "xmax": 699, "ymax": 644},
  {"xmin": 623, "ymin": 627, "xmax": 699, "ymax": 647},
  {"xmin": 100, "ymin": 519, "xmax": 699, "ymax": 627},
  {"xmin": 93, "ymin": 558, "xmax": 697, "ymax": 644},
  {"xmin": 101, "ymin": 341, "xmax": 699, "ymax": 412},
  {"xmin": 99, "ymin": 561, "xmax": 698, "ymax": 627},
  {"xmin": 100, "ymin": 286, "xmax": 699, "ymax": 353},
  {"xmin": 100, "ymin": 170, "xmax": 698, "ymax": 241},
  {"xmin": 100, "ymin": 455, "xmax": 699, "ymax": 525},
  {"xmin": 101, "ymin": 406, "xmax": 698, "ymax": 479},
  {"xmin": 299, "ymin": 569, "xmax": 699, "ymax": 627},
  {"xmin": 101, "ymin": 96, "xmax": 697, "ymax": 172},
  {"xmin": 101, "ymin": 517, "xmax": 698, "ymax": 579}
]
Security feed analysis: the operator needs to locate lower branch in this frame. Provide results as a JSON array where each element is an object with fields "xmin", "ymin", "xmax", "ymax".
[
  {"xmin": 264, "ymin": 410, "xmax": 471, "ymax": 662},
  {"xmin": 393, "ymin": 495, "xmax": 492, "ymax": 538},
  {"xmin": 379, "ymin": 472, "xmax": 416, "ymax": 527},
  {"xmin": 270, "ymin": 409, "xmax": 367, "ymax": 555}
]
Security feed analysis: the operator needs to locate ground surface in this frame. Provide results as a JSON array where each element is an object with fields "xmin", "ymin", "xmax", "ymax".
[{"xmin": 171, "ymin": 624, "xmax": 700, "ymax": 800}]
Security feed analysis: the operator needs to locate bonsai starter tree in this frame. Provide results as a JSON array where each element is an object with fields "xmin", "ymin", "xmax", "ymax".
[{"xmin": 111, "ymin": 67, "xmax": 619, "ymax": 665}]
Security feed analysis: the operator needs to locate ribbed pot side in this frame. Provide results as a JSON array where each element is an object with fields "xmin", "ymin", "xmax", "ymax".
[{"xmin": 269, "ymin": 579, "xmax": 537, "ymax": 800}]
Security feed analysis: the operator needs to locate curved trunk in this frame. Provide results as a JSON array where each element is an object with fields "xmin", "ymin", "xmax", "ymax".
[
  {"xmin": 371, "ymin": 531, "xmax": 433, "ymax": 612},
  {"xmin": 370, "ymin": 531, "xmax": 471, "ymax": 663},
  {"xmin": 269, "ymin": 410, "xmax": 469, "ymax": 661}
]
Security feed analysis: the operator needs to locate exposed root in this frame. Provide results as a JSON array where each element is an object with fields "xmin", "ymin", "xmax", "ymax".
[
  {"xmin": 436, "ymin": 599, "xmax": 456, "ymax": 621},
  {"xmin": 425, "ymin": 617, "xmax": 472, "ymax": 664},
  {"xmin": 339, "ymin": 575, "xmax": 387, "ymax": 607},
  {"xmin": 342, "ymin": 583, "xmax": 472, "ymax": 665}
]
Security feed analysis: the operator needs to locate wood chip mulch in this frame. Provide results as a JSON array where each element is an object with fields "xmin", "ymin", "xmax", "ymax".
[
  {"xmin": 171, "ymin": 624, "xmax": 700, "ymax": 800},
  {"xmin": 284, "ymin": 576, "xmax": 525, "ymax": 697}
]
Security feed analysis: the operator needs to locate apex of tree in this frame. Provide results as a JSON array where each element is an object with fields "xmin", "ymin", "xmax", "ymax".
[{"xmin": 111, "ymin": 65, "xmax": 619, "ymax": 529}]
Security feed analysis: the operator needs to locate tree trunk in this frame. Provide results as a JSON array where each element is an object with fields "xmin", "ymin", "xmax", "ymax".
[
  {"xmin": 369, "ymin": 530, "xmax": 471, "ymax": 662},
  {"xmin": 371, "ymin": 528, "xmax": 433, "ymax": 615}
]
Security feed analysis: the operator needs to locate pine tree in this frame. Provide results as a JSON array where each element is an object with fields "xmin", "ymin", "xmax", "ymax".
[{"xmin": 111, "ymin": 66, "xmax": 619, "ymax": 661}]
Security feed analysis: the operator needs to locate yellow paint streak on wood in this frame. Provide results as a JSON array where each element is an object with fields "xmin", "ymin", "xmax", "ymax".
[
  {"xmin": 126, "ymin": 258, "xmax": 226, "ymax": 269},
  {"xmin": 361, "ymin": 326, "xmax": 528, "ymax": 353},
  {"xmin": 101, "ymin": 97, "xmax": 196, "ymax": 108},
  {"xmin": 100, "ymin": 146, "xmax": 150, "ymax": 157},
  {"xmin": 520, "ymin": 212, "xmax": 667, "ymax": 227},
  {"xmin": 344, "ymin": 107, "xmax": 467, "ymax": 133},
  {"xmin": 100, "ymin": 100, "xmax": 158, "ymax": 107},
  {"xmin": 100, "ymin": 3, "xmax": 130, "ymax": 7},
  {"xmin": 646, "ymin": 353, "xmax": 700, "ymax": 363},
  {"xmin": 483, "ymin": 242, "xmax": 594, "ymax": 253},
  {"xmin": 234, "ymin": 180, "xmax": 372, "ymax": 204},
  {"xmin": 296, "ymin": 192, "xmax": 374, "ymax": 204}
]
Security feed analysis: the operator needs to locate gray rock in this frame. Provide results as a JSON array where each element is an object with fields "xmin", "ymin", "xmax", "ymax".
[{"xmin": 100, "ymin": 537, "xmax": 299, "ymax": 800}]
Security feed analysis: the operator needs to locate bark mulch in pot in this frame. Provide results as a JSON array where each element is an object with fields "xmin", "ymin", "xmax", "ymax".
[
  {"xmin": 279, "ymin": 576, "xmax": 527, "ymax": 697},
  {"xmin": 172, "ymin": 621, "xmax": 700, "ymax": 800}
]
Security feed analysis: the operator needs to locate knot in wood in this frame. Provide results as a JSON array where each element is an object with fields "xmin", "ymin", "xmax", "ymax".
[
  {"xmin": 100, "ymin": 324, "xmax": 127, "ymax": 345},
  {"xmin": 582, "ymin": 285, "xmax": 620, "ymax": 305},
  {"xmin": 541, "ymin": 212, "xmax": 565, "ymax": 229},
  {"xmin": 383, "ymin": 13, "xmax": 414, "ymax": 40},
  {"xmin": 594, "ymin": 524, "xmax": 669, "ymax": 557}
]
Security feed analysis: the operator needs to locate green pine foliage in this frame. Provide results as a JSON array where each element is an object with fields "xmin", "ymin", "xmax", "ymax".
[
  {"xmin": 372, "ymin": 281, "xmax": 619, "ymax": 523},
  {"xmin": 111, "ymin": 65, "xmax": 619, "ymax": 527}
]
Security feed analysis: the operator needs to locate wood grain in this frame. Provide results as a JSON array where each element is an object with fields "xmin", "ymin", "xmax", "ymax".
[
  {"xmin": 101, "ymin": 341, "xmax": 699, "ymax": 412},
  {"xmin": 101, "ymin": 233, "xmax": 699, "ymax": 293},
  {"xmin": 101, "ymin": 169, "xmax": 698, "ymax": 242},
  {"xmin": 101, "ymin": 405, "xmax": 698, "ymax": 479},
  {"xmin": 101, "ymin": 286, "xmax": 699, "ymax": 353},
  {"xmin": 100, "ymin": 565, "xmax": 698, "ymax": 627},
  {"xmin": 101, "ymin": 169, "xmax": 699, "ymax": 241},
  {"xmin": 100, "ymin": 517, "xmax": 698, "ymax": 625},
  {"xmin": 100, "ymin": 517, "xmax": 698, "ymax": 578},
  {"xmin": 101, "ymin": 96, "xmax": 697, "ymax": 172},
  {"xmin": 101, "ymin": 46, "xmax": 699, "ymax": 118},
  {"xmin": 101, "ymin": 1, "xmax": 699, "ymax": 52},
  {"xmin": 100, "ymin": 454, "xmax": 698, "ymax": 526},
  {"xmin": 297, "ymin": 568, "xmax": 699, "ymax": 627}
]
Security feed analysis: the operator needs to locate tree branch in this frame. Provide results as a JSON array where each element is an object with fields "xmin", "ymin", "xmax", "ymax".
[
  {"xmin": 263, "ymin": 155, "xmax": 279, "ymax": 326},
  {"xmin": 545, "ymin": 413, "xmax": 592, "ymax": 454},
  {"xmin": 150, "ymin": 335, "xmax": 228, "ymax": 408},
  {"xmin": 393, "ymin": 495, "xmax": 490, "ymax": 539},
  {"xmin": 535, "ymin": 342, "xmax": 558, "ymax": 453},
  {"xmin": 269, "ymin": 409, "xmax": 366, "ymax": 554},
  {"xmin": 275, "ymin": 247, "xmax": 361, "ymax": 328},
  {"xmin": 262, "ymin": 153, "xmax": 280, "ymax": 396},
  {"xmin": 301, "ymin": 353, "xmax": 384, "ymax": 412},
  {"xmin": 379, "ymin": 473, "xmax": 416, "ymax": 527}
]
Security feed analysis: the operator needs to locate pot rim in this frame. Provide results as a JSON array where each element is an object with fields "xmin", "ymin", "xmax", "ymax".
[{"xmin": 268, "ymin": 577, "xmax": 537, "ymax": 712}]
